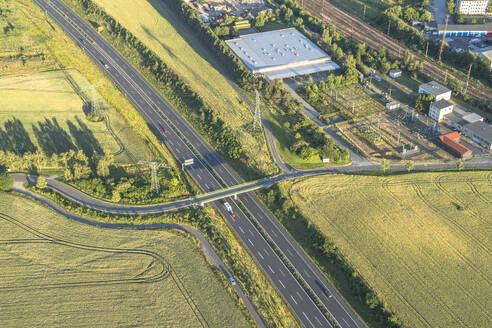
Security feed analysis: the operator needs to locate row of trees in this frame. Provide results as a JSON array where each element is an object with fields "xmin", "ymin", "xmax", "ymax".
[
  {"xmin": 261, "ymin": 184, "xmax": 402, "ymax": 327},
  {"xmin": 78, "ymin": 0, "xmax": 244, "ymax": 162},
  {"xmin": 164, "ymin": 0, "xmax": 350, "ymax": 164},
  {"xmin": 380, "ymin": 1, "xmax": 492, "ymax": 88}
]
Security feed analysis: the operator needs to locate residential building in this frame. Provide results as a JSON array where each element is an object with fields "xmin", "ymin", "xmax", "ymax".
[
  {"xmin": 429, "ymin": 99, "xmax": 454, "ymax": 121},
  {"xmin": 418, "ymin": 81, "xmax": 452, "ymax": 101},
  {"xmin": 462, "ymin": 121, "xmax": 492, "ymax": 149},
  {"xmin": 389, "ymin": 69, "xmax": 402, "ymax": 78},
  {"xmin": 438, "ymin": 132, "xmax": 473, "ymax": 159},
  {"xmin": 456, "ymin": 0, "xmax": 490, "ymax": 15}
]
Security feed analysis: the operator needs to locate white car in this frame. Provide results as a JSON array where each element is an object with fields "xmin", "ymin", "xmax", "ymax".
[{"xmin": 223, "ymin": 202, "xmax": 236, "ymax": 218}]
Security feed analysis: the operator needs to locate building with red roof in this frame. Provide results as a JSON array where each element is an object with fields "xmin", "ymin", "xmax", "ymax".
[{"xmin": 437, "ymin": 132, "xmax": 472, "ymax": 159}]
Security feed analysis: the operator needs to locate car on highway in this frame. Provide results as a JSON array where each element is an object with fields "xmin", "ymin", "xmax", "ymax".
[
  {"xmin": 163, "ymin": 128, "xmax": 168, "ymax": 134},
  {"xmin": 228, "ymin": 276, "xmax": 236, "ymax": 285},
  {"xmin": 223, "ymin": 201, "xmax": 236, "ymax": 218}
]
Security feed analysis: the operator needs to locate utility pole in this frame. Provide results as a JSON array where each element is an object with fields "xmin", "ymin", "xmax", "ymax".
[
  {"xmin": 438, "ymin": 14, "xmax": 449, "ymax": 63},
  {"xmin": 363, "ymin": 5, "xmax": 366, "ymax": 20},
  {"xmin": 464, "ymin": 63, "xmax": 472, "ymax": 95},
  {"xmin": 425, "ymin": 42, "xmax": 429, "ymax": 57},
  {"xmin": 321, "ymin": 0, "xmax": 325, "ymax": 17},
  {"xmin": 387, "ymin": 20, "xmax": 391, "ymax": 35},
  {"xmin": 444, "ymin": 70, "xmax": 448, "ymax": 84}
]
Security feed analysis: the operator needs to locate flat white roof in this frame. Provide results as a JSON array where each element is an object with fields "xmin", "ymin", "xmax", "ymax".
[{"xmin": 226, "ymin": 28, "xmax": 340, "ymax": 79}]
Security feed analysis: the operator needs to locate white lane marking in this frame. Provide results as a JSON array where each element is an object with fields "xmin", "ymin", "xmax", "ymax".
[
  {"xmin": 258, "ymin": 251, "xmax": 264, "ymax": 260},
  {"xmin": 271, "ymin": 230, "xmax": 278, "ymax": 237},
  {"xmin": 278, "ymin": 279, "xmax": 286, "ymax": 288},
  {"xmin": 279, "ymin": 269, "xmax": 286, "ymax": 277},
  {"xmin": 314, "ymin": 316, "xmax": 322, "ymax": 326},
  {"xmin": 303, "ymin": 269, "xmax": 312, "ymax": 278},
  {"xmin": 263, "ymin": 248, "xmax": 269, "ymax": 255},
  {"xmin": 286, "ymin": 248, "xmax": 294, "ymax": 256},
  {"xmin": 267, "ymin": 265, "xmax": 275, "ymax": 274},
  {"xmin": 296, "ymin": 291, "xmax": 304, "ymax": 301},
  {"xmin": 290, "ymin": 295, "xmax": 298, "ymax": 305},
  {"xmin": 238, "ymin": 226, "xmax": 245, "ymax": 234},
  {"xmin": 204, "ymin": 183, "xmax": 210, "ymax": 189},
  {"xmin": 249, "ymin": 229, "xmax": 255, "ymax": 236},
  {"xmin": 248, "ymin": 238, "xmax": 254, "ymax": 247},
  {"xmin": 343, "ymin": 318, "xmax": 350, "ymax": 326},
  {"xmin": 196, "ymin": 174, "xmax": 202, "ymax": 180},
  {"xmin": 175, "ymin": 148, "xmax": 181, "ymax": 154},
  {"xmin": 302, "ymin": 312, "xmax": 316, "ymax": 328},
  {"xmin": 167, "ymin": 140, "xmax": 174, "ymax": 145}
]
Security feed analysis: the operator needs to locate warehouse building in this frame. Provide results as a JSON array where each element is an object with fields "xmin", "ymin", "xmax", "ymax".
[
  {"xmin": 418, "ymin": 81, "xmax": 452, "ymax": 101},
  {"xmin": 462, "ymin": 121, "xmax": 492, "ymax": 149},
  {"xmin": 456, "ymin": 0, "xmax": 490, "ymax": 15},
  {"xmin": 225, "ymin": 28, "xmax": 340, "ymax": 79},
  {"xmin": 437, "ymin": 132, "xmax": 473, "ymax": 159}
]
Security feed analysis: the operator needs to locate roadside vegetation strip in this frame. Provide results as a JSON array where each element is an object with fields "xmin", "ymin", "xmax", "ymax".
[
  {"xmin": 11, "ymin": 179, "xmax": 299, "ymax": 328},
  {"xmin": 280, "ymin": 171, "xmax": 492, "ymax": 328},
  {"xmin": 12, "ymin": 0, "xmax": 177, "ymax": 167},
  {"xmin": 0, "ymin": 191, "xmax": 251, "ymax": 328}
]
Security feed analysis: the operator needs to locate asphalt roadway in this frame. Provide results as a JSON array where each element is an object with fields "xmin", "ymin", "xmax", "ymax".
[{"xmin": 34, "ymin": 0, "xmax": 368, "ymax": 327}]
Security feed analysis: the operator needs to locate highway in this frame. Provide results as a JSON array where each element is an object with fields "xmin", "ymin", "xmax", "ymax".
[{"xmin": 35, "ymin": 0, "xmax": 367, "ymax": 327}]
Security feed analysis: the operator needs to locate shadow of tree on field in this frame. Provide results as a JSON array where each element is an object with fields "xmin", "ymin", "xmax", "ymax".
[
  {"xmin": 67, "ymin": 116, "xmax": 103, "ymax": 158},
  {"xmin": 32, "ymin": 117, "xmax": 76, "ymax": 156},
  {"xmin": 0, "ymin": 117, "xmax": 37, "ymax": 155}
]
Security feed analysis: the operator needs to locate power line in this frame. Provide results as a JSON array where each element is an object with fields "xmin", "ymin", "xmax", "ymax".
[
  {"xmin": 254, "ymin": 89, "xmax": 262, "ymax": 130},
  {"xmin": 137, "ymin": 161, "xmax": 170, "ymax": 194}
]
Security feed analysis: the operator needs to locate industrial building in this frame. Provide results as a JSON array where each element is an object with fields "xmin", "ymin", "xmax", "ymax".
[
  {"xmin": 438, "ymin": 24, "xmax": 492, "ymax": 37},
  {"xmin": 456, "ymin": 0, "xmax": 490, "ymax": 15},
  {"xmin": 461, "ymin": 121, "xmax": 492, "ymax": 149},
  {"xmin": 437, "ymin": 132, "xmax": 473, "ymax": 159},
  {"xmin": 429, "ymin": 99, "xmax": 454, "ymax": 121},
  {"xmin": 225, "ymin": 28, "xmax": 340, "ymax": 79},
  {"xmin": 418, "ymin": 81, "xmax": 451, "ymax": 101},
  {"xmin": 389, "ymin": 69, "xmax": 402, "ymax": 78}
]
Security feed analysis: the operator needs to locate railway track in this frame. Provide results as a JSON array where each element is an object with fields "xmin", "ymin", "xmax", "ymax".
[{"xmin": 296, "ymin": 0, "xmax": 492, "ymax": 101}]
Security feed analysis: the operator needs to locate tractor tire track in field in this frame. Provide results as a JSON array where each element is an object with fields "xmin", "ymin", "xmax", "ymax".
[
  {"xmin": 434, "ymin": 175, "xmax": 492, "ymax": 231},
  {"xmin": 379, "ymin": 179, "xmax": 492, "ymax": 314},
  {"xmin": 289, "ymin": 182, "xmax": 434, "ymax": 328},
  {"xmin": 0, "ymin": 212, "xmax": 210, "ymax": 328},
  {"xmin": 412, "ymin": 182, "xmax": 492, "ymax": 258},
  {"xmin": 466, "ymin": 178, "xmax": 492, "ymax": 206},
  {"xmin": 350, "ymin": 187, "xmax": 472, "ymax": 327}
]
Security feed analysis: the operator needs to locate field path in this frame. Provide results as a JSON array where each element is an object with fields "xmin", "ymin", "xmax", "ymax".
[{"xmin": 8, "ymin": 181, "xmax": 266, "ymax": 328}]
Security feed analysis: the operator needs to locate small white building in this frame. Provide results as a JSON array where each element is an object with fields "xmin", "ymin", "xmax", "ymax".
[
  {"xmin": 429, "ymin": 99, "xmax": 454, "ymax": 121},
  {"xmin": 457, "ymin": 0, "xmax": 491, "ymax": 15},
  {"xmin": 389, "ymin": 69, "xmax": 402, "ymax": 78},
  {"xmin": 419, "ymin": 81, "xmax": 452, "ymax": 101},
  {"xmin": 386, "ymin": 101, "xmax": 401, "ymax": 110}
]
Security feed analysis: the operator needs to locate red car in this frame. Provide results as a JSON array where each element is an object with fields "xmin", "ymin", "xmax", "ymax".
[{"xmin": 163, "ymin": 128, "xmax": 168, "ymax": 133}]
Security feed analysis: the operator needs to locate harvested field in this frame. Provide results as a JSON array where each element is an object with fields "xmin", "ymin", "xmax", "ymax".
[
  {"xmin": 286, "ymin": 171, "xmax": 492, "ymax": 328},
  {"xmin": 0, "ymin": 192, "xmax": 250, "ymax": 327},
  {"xmin": 0, "ymin": 70, "xmax": 152, "ymax": 163}
]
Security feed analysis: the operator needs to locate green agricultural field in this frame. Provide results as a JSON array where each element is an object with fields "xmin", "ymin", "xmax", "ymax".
[
  {"xmin": 86, "ymin": 0, "xmax": 277, "ymax": 175},
  {"xmin": 0, "ymin": 192, "xmax": 250, "ymax": 328},
  {"xmin": 0, "ymin": 70, "xmax": 151, "ymax": 163},
  {"xmin": 286, "ymin": 171, "xmax": 492, "ymax": 328}
]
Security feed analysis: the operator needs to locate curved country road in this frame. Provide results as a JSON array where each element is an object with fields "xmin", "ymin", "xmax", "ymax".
[{"xmin": 9, "ymin": 179, "xmax": 266, "ymax": 328}]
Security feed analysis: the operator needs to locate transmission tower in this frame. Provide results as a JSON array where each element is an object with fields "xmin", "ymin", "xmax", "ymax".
[
  {"xmin": 464, "ymin": 63, "xmax": 472, "ymax": 95},
  {"xmin": 254, "ymin": 89, "xmax": 262, "ymax": 130},
  {"xmin": 138, "ymin": 161, "xmax": 170, "ymax": 194},
  {"xmin": 80, "ymin": 81, "xmax": 104, "ymax": 118}
]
